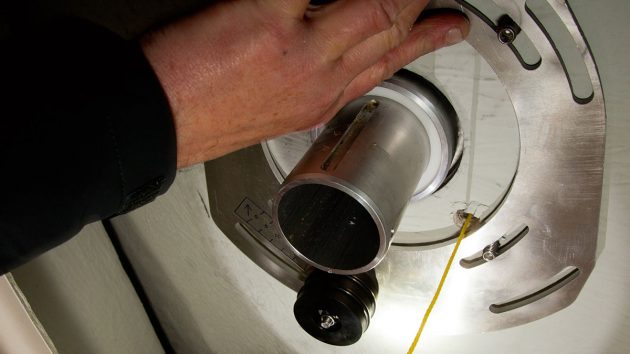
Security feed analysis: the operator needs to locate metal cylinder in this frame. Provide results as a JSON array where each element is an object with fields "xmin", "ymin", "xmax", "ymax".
[{"xmin": 273, "ymin": 95, "xmax": 432, "ymax": 274}]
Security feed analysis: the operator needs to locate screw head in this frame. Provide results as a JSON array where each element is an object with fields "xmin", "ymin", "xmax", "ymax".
[
  {"xmin": 482, "ymin": 241, "xmax": 501, "ymax": 262},
  {"xmin": 320, "ymin": 314, "xmax": 337, "ymax": 329},
  {"xmin": 498, "ymin": 27, "xmax": 516, "ymax": 44},
  {"xmin": 482, "ymin": 249, "xmax": 497, "ymax": 261}
]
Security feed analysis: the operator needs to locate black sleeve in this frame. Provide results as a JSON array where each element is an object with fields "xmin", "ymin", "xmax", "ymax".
[{"xmin": 0, "ymin": 19, "xmax": 177, "ymax": 274}]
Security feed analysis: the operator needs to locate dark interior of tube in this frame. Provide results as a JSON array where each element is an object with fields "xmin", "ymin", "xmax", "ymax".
[{"xmin": 277, "ymin": 184, "xmax": 380, "ymax": 271}]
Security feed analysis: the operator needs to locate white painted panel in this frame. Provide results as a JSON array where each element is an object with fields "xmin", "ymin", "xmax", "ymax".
[
  {"xmin": 0, "ymin": 275, "xmax": 54, "ymax": 354},
  {"xmin": 10, "ymin": 223, "xmax": 164, "ymax": 354}
]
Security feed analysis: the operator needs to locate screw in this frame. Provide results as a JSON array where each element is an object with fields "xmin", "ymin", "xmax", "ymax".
[
  {"xmin": 320, "ymin": 314, "xmax": 337, "ymax": 330},
  {"xmin": 497, "ymin": 27, "xmax": 516, "ymax": 44},
  {"xmin": 482, "ymin": 241, "xmax": 501, "ymax": 261}
]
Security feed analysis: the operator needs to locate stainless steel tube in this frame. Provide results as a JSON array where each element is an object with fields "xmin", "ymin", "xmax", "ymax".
[{"xmin": 273, "ymin": 96, "xmax": 431, "ymax": 274}]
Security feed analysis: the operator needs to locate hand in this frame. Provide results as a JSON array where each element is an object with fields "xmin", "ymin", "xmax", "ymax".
[{"xmin": 141, "ymin": 0, "xmax": 469, "ymax": 168}]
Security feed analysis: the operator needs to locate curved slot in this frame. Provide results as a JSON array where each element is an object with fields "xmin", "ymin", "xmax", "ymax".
[
  {"xmin": 460, "ymin": 224, "xmax": 529, "ymax": 268},
  {"xmin": 456, "ymin": 0, "xmax": 542, "ymax": 69},
  {"xmin": 490, "ymin": 266, "xmax": 581, "ymax": 313},
  {"xmin": 525, "ymin": 0, "xmax": 594, "ymax": 103},
  {"xmin": 509, "ymin": 27, "xmax": 542, "ymax": 69}
]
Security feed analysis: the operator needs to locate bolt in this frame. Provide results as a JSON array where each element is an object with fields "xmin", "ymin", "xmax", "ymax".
[
  {"xmin": 320, "ymin": 314, "xmax": 337, "ymax": 330},
  {"xmin": 482, "ymin": 241, "xmax": 501, "ymax": 261},
  {"xmin": 498, "ymin": 27, "xmax": 516, "ymax": 44}
]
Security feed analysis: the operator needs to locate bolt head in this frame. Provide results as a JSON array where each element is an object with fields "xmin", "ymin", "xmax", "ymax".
[
  {"xmin": 498, "ymin": 28, "xmax": 516, "ymax": 44},
  {"xmin": 482, "ymin": 250, "xmax": 496, "ymax": 261},
  {"xmin": 320, "ymin": 314, "xmax": 337, "ymax": 329}
]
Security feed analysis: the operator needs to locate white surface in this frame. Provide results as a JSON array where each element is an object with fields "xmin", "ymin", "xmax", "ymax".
[
  {"xmin": 0, "ymin": 275, "xmax": 54, "ymax": 354},
  {"xmin": 10, "ymin": 223, "xmax": 165, "ymax": 354}
]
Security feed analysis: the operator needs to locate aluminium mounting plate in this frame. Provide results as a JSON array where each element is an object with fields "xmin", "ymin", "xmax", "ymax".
[{"xmin": 205, "ymin": 0, "xmax": 605, "ymax": 334}]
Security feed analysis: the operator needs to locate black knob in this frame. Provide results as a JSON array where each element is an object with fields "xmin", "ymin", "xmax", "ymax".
[{"xmin": 293, "ymin": 270, "xmax": 378, "ymax": 346}]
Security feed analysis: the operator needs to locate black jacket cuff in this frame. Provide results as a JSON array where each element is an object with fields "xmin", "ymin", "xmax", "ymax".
[{"xmin": 0, "ymin": 18, "xmax": 176, "ymax": 273}]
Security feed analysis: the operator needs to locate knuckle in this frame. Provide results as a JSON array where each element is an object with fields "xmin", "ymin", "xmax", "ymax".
[
  {"xmin": 337, "ymin": 51, "xmax": 356, "ymax": 75},
  {"xmin": 368, "ymin": 64, "xmax": 390, "ymax": 86},
  {"xmin": 377, "ymin": 56, "xmax": 397, "ymax": 82}
]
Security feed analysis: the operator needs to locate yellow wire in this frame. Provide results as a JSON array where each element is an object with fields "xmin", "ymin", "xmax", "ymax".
[{"xmin": 407, "ymin": 213, "xmax": 474, "ymax": 354}]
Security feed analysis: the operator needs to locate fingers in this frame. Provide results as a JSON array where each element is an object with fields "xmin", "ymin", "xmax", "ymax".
[
  {"xmin": 337, "ymin": 0, "xmax": 429, "ymax": 76},
  {"xmin": 258, "ymin": 0, "xmax": 311, "ymax": 20},
  {"xmin": 341, "ymin": 12, "xmax": 470, "ymax": 101},
  {"xmin": 309, "ymin": 0, "xmax": 419, "ymax": 60}
]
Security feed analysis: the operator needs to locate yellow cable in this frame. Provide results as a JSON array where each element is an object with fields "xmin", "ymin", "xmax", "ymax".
[{"xmin": 407, "ymin": 213, "xmax": 474, "ymax": 354}]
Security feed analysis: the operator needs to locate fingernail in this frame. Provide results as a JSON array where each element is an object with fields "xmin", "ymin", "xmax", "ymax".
[{"xmin": 445, "ymin": 27, "xmax": 464, "ymax": 45}]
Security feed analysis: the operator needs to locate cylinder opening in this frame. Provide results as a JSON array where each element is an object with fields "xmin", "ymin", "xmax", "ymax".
[{"xmin": 277, "ymin": 183, "xmax": 380, "ymax": 271}]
